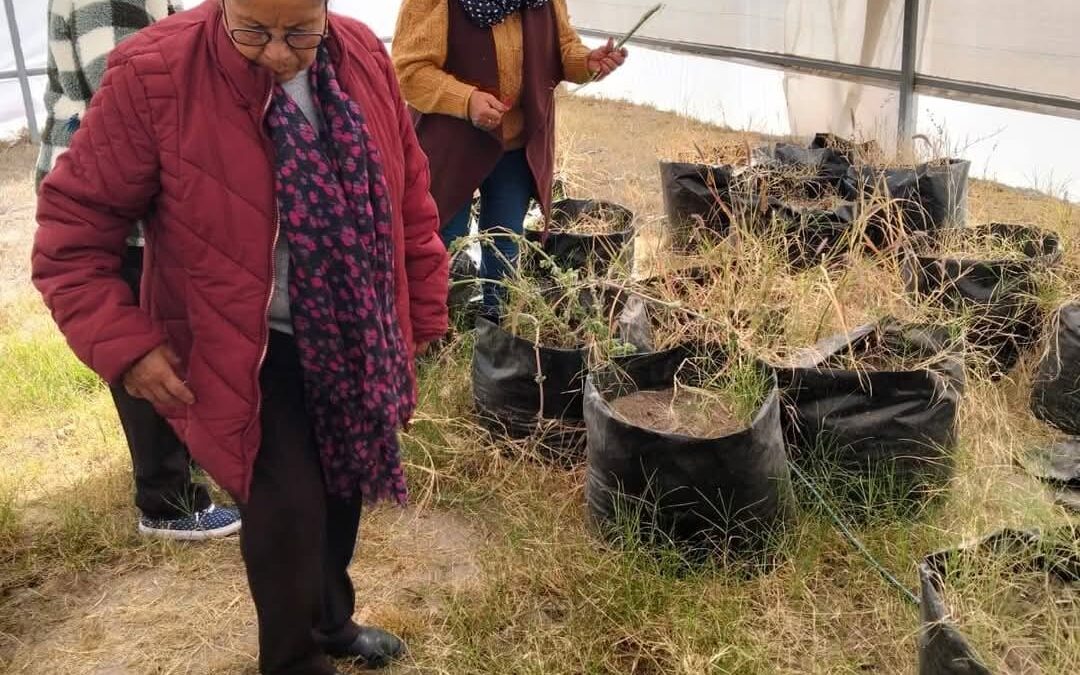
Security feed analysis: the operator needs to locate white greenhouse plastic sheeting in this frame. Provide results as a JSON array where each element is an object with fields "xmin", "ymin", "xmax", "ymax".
[
  {"xmin": 1, "ymin": 0, "xmax": 1077, "ymax": 198},
  {"xmin": 0, "ymin": 0, "xmax": 47, "ymax": 139}
]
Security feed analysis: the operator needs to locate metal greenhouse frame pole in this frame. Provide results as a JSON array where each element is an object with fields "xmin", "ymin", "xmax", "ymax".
[
  {"xmin": 2, "ymin": 0, "xmax": 39, "ymax": 143},
  {"xmin": 897, "ymin": 0, "xmax": 920, "ymax": 154}
]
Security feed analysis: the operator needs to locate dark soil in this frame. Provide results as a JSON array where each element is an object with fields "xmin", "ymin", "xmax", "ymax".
[{"xmin": 610, "ymin": 388, "xmax": 743, "ymax": 437}]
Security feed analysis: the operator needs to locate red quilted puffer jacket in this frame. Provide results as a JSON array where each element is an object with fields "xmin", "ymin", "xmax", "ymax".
[{"xmin": 32, "ymin": 2, "xmax": 449, "ymax": 502}]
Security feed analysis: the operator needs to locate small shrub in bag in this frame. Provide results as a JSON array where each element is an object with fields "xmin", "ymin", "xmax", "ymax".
[{"xmin": 524, "ymin": 198, "xmax": 635, "ymax": 276}]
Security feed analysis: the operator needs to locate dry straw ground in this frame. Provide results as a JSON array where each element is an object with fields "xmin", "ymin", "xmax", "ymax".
[{"xmin": 1, "ymin": 95, "xmax": 1078, "ymax": 674}]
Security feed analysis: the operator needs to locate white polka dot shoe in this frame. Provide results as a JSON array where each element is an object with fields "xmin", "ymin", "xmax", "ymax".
[{"xmin": 138, "ymin": 503, "xmax": 242, "ymax": 541}]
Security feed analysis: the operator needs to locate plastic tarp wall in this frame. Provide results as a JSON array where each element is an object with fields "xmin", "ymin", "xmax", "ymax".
[
  {"xmin": 566, "ymin": 0, "xmax": 1080, "ymax": 197},
  {"xmin": 567, "ymin": 1, "xmax": 909, "ymax": 146},
  {"xmin": 918, "ymin": 0, "xmax": 1080, "ymax": 101}
]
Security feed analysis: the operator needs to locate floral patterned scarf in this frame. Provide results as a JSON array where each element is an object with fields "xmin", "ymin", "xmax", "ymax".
[
  {"xmin": 458, "ymin": 0, "xmax": 550, "ymax": 28},
  {"xmin": 265, "ymin": 46, "xmax": 414, "ymax": 505}
]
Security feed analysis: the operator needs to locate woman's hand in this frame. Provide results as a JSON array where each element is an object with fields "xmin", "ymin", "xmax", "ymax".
[
  {"xmin": 414, "ymin": 342, "xmax": 431, "ymax": 357},
  {"xmin": 123, "ymin": 345, "xmax": 195, "ymax": 409},
  {"xmin": 468, "ymin": 91, "xmax": 508, "ymax": 131},
  {"xmin": 587, "ymin": 38, "xmax": 628, "ymax": 80}
]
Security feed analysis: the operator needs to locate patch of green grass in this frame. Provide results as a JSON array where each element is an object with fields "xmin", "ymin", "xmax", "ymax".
[{"xmin": 0, "ymin": 324, "xmax": 104, "ymax": 419}]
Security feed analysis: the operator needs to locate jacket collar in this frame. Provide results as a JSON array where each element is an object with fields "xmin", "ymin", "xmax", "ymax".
[{"xmin": 202, "ymin": 1, "xmax": 352, "ymax": 115}]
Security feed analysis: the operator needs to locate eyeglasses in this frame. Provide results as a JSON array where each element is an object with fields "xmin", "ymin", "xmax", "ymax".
[{"xmin": 222, "ymin": 2, "xmax": 327, "ymax": 50}]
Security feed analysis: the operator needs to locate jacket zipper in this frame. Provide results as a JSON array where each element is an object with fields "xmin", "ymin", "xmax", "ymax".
[{"xmin": 253, "ymin": 83, "xmax": 279, "ymax": 427}]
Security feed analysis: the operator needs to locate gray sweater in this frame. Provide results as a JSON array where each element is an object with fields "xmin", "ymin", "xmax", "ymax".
[{"xmin": 269, "ymin": 70, "xmax": 323, "ymax": 335}]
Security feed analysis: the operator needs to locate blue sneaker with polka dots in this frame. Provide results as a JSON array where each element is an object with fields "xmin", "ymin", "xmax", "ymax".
[{"xmin": 138, "ymin": 503, "xmax": 242, "ymax": 541}]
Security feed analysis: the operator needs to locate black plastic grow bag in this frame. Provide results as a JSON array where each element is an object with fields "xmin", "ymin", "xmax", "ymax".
[
  {"xmin": 918, "ymin": 527, "xmax": 1080, "ymax": 674},
  {"xmin": 769, "ymin": 199, "xmax": 859, "ymax": 270},
  {"xmin": 842, "ymin": 159, "xmax": 971, "ymax": 245},
  {"xmin": 755, "ymin": 133, "xmax": 878, "ymax": 188},
  {"xmin": 725, "ymin": 161, "xmax": 861, "ymax": 269},
  {"xmin": 471, "ymin": 288, "xmax": 660, "ymax": 463},
  {"xmin": 448, "ymin": 251, "xmax": 481, "ymax": 322},
  {"xmin": 1020, "ymin": 438, "xmax": 1080, "ymax": 512},
  {"xmin": 524, "ymin": 198, "xmax": 634, "ymax": 275},
  {"xmin": 902, "ymin": 223, "xmax": 1062, "ymax": 376},
  {"xmin": 584, "ymin": 345, "xmax": 794, "ymax": 555},
  {"xmin": 1031, "ymin": 303, "xmax": 1080, "ymax": 435},
  {"xmin": 776, "ymin": 321, "xmax": 965, "ymax": 495},
  {"xmin": 472, "ymin": 316, "xmax": 589, "ymax": 461},
  {"xmin": 659, "ymin": 161, "xmax": 736, "ymax": 248}
]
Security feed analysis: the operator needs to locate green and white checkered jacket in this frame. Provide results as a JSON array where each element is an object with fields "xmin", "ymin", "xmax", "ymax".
[{"xmin": 35, "ymin": 1, "xmax": 177, "ymax": 245}]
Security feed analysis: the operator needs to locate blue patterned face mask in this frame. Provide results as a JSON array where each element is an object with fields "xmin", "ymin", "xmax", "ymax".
[{"xmin": 457, "ymin": 0, "xmax": 551, "ymax": 28}]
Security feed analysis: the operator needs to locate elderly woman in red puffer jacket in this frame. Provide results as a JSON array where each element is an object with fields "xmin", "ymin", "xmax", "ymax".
[{"xmin": 32, "ymin": 1, "xmax": 449, "ymax": 673}]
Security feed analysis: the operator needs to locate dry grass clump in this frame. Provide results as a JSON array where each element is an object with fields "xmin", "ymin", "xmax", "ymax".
[
  {"xmin": 925, "ymin": 225, "xmax": 1047, "ymax": 262},
  {"xmin": 821, "ymin": 329, "xmax": 956, "ymax": 374},
  {"xmin": 669, "ymin": 139, "xmax": 752, "ymax": 167}
]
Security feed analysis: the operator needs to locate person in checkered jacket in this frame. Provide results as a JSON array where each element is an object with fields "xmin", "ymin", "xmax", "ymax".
[{"xmin": 35, "ymin": 0, "xmax": 242, "ymax": 540}]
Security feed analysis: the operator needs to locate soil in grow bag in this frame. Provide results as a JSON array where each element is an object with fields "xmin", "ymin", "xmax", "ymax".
[
  {"xmin": 902, "ymin": 223, "xmax": 1062, "ymax": 377},
  {"xmin": 776, "ymin": 320, "xmax": 965, "ymax": 501},
  {"xmin": 918, "ymin": 527, "xmax": 1080, "ymax": 675},
  {"xmin": 1031, "ymin": 303, "xmax": 1080, "ymax": 435},
  {"xmin": 524, "ymin": 198, "xmax": 635, "ymax": 276},
  {"xmin": 584, "ymin": 345, "xmax": 795, "ymax": 558},
  {"xmin": 842, "ymin": 159, "xmax": 971, "ymax": 248},
  {"xmin": 659, "ymin": 161, "xmax": 736, "ymax": 249}
]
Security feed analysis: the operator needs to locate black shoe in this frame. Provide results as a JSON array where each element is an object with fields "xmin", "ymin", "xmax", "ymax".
[{"xmin": 323, "ymin": 626, "xmax": 405, "ymax": 669}]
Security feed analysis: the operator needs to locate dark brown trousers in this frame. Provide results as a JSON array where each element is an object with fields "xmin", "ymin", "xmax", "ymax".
[{"xmin": 240, "ymin": 330, "xmax": 363, "ymax": 675}]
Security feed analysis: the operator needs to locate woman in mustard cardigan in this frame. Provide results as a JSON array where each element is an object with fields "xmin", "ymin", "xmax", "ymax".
[{"xmin": 394, "ymin": 0, "xmax": 626, "ymax": 316}]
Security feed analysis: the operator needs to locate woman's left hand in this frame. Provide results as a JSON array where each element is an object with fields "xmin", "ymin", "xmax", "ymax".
[
  {"xmin": 415, "ymin": 342, "xmax": 431, "ymax": 357},
  {"xmin": 587, "ymin": 38, "xmax": 628, "ymax": 80}
]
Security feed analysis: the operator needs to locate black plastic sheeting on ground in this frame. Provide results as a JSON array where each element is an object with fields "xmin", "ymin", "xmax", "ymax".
[
  {"xmin": 583, "ymin": 346, "xmax": 795, "ymax": 556},
  {"xmin": 902, "ymin": 223, "xmax": 1062, "ymax": 377},
  {"xmin": 842, "ymin": 159, "xmax": 971, "ymax": 246},
  {"xmin": 1020, "ymin": 438, "xmax": 1080, "ymax": 512},
  {"xmin": 1031, "ymin": 303, "xmax": 1080, "ymax": 435},
  {"xmin": 523, "ymin": 198, "xmax": 635, "ymax": 275},
  {"xmin": 472, "ymin": 316, "xmax": 589, "ymax": 462},
  {"xmin": 658, "ymin": 161, "xmax": 735, "ymax": 248},
  {"xmin": 776, "ymin": 321, "xmax": 964, "ymax": 497},
  {"xmin": 918, "ymin": 528, "xmax": 1080, "ymax": 674}
]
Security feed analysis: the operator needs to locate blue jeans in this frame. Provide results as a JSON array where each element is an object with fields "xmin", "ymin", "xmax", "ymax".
[{"xmin": 442, "ymin": 150, "xmax": 534, "ymax": 315}]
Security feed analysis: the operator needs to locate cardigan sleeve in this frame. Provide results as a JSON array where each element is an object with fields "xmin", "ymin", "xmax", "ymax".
[
  {"xmin": 553, "ymin": 0, "xmax": 594, "ymax": 84},
  {"xmin": 392, "ymin": 0, "xmax": 477, "ymax": 119}
]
